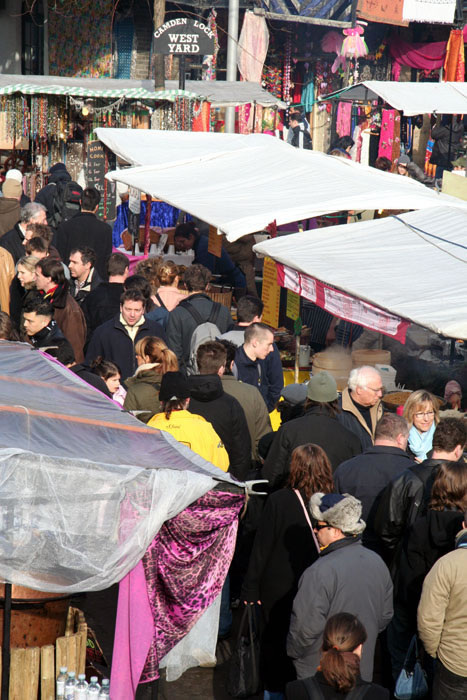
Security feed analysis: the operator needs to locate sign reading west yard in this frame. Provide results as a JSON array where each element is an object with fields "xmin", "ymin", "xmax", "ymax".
[{"xmin": 153, "ymin": 18, "xmax": 216, "ymax": 55}]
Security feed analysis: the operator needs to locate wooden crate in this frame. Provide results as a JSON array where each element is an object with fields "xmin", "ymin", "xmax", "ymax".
[{"xmin": 0, "ymin": 607, "xmax": 87, "ymax": 699}]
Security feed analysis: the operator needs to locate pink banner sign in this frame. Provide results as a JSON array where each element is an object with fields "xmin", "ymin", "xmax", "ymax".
[{"xmin": 276, "ymin": 263, "xmax": 409, "ymax": 343}]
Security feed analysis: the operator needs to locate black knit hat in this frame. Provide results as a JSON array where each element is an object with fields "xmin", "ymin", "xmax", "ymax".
[{"xmin": 159, "ymin": 371, "xmax": 190, "ymax": 402}]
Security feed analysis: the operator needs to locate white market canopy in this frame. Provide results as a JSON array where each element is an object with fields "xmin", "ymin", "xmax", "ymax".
[
  {"xmin": 320, "ymin": 81, "xmax": 467, "ymax": 116},
  {"xmin": 253, "ymin": 206, "xmax": 467, "ymax": 340},
  {"xmin": 102, "ymin": 129, "xmax": 467, "ymax": 241},
  {"xmin": 0, "ymin": 74, "xmax": 284, "ymax": 107}
]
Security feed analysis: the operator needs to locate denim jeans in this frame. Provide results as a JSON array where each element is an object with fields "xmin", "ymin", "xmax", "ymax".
[
  {"xmin": 433, "ymin": 660, "xmax": 467, "ymax": 700},
  {"xmin": 219, "ymin": 575, "xmax": 232, "ymax": 637},
  {"xmin": 263, "ymin": 691, "xmax": 285, "ymax": 700}
]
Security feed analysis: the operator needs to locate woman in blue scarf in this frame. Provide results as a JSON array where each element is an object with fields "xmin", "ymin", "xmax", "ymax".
[{"xmin": 403, "ymin": 390, "xmax": 439, "ymax": 462}]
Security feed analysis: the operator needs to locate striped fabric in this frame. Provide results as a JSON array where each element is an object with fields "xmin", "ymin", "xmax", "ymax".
[{"xmin": 0, "ymin": 84, "xmax": 199, "ymax": 101}]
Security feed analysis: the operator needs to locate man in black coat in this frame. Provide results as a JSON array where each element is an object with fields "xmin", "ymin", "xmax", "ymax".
[
  {"xmin": 187, "ymin": 342, "xmax": 251, "ymax": 482},
  {"xmin": 54, "ymin": 187, "xmax": 112, "ymax": 280},
  {"xmin": 85, "ymin": 289, "xmax": 167, "ymax": 383},
  {"xmin": 82, "ymin": 252, "xmax": 129, "ymax": 336},
  {"xmin": 262, "ymin": 372, "xmax": 361, "ymax": 490},
  {"xmin": 334, "ymin": 413, "xmax": 415, "ymax": 555},
  {"xmin": 0, "ymin": 201, "xmax": 48, "ymax": 263}
]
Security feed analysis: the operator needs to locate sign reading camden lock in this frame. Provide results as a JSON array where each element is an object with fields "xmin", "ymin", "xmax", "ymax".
[{"xmin": 153, "ymin": 17, "xmax": 215, "ymax": 55}]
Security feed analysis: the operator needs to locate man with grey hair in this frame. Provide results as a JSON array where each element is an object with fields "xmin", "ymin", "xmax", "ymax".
[
  {"xmin": 334, "ymin": 413, "xmax": 415, "ymax": 555},
  {"xmin": 0, "ymin": 202, "xmax": 47, "ymax": 314},
  {"xmin": 337, "ymin": 365, "xmax": 384, "ymax": 450},
  {"xmin": 287, "ymin": 492, "xmax": 393, "ymax": 682}
]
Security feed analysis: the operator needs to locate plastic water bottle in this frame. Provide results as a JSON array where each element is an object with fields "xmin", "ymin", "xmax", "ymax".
[
  {"xmin": 56, "ymin": 667, "xmax": 68, "ymax": 699},
  {"xmin": 75, "ymin": 674, "xmax": 88, "ymax": 700},
  {"xmin": 98, "ymin": 679, "xmax": 110, "ymax": 697},
  {"xmin": 64, "ymin": 671, "xmax": 76, "ymax": 699},
  {"xmin": 87, "ymin": 676, "xmax": 100, "ymax": 698}
]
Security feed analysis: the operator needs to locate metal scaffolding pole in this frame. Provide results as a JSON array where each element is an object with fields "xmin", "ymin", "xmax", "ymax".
[{"xmin": 225, "ymin": 0, "xmax": 239, "ymax": 133}]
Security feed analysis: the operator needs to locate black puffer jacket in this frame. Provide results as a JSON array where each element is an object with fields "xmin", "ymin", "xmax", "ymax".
[
  {"xmin": 188, "ymin": 374, "xmax": 251, "ymax": 481},
  {"xmin": 396, "ymin": 508, "xmax": 463, "ymax": 618}
]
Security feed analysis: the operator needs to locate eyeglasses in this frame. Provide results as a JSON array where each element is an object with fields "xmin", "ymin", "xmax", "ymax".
[
  {"xmin": 314, "ymin": 523, "xmax": 331, "ymax": 531},
  {"xmin": 366, "ymin": 386, "xmax": 384, "ymax": 394},
  {"xmin": 414, "ymin": 411, "xmax": 434, "ymax": 418}
]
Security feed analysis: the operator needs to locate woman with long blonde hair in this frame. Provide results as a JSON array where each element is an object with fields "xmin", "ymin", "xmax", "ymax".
[{"xmin": 123, "ymin": 336, "xmax": 178, "ymax": 422}]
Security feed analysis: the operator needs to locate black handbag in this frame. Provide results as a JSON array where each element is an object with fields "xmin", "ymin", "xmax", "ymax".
[{"xmin": 226, "ymin": 605, "xmax": 261, "ymax": 698}]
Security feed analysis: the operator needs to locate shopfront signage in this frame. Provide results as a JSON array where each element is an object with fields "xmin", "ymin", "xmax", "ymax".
[{"xmin": 153, "ymin": 17, "xmax": 215, "ymax": 55}]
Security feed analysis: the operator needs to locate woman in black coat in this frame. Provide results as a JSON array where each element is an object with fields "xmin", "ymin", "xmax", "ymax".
[
  {"xmin": 395, "ymin": 460, "xmax": 467, "ymax": 626},
  {"xmin": 286, "ymin": 613, "xmax": 389, "ymax": 700},
  {"xmin": 242, "ymin": 444, "xmax": 334, "ymax": 695}
]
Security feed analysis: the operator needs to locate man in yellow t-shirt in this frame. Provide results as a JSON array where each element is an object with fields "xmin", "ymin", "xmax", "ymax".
[{"xmin": 148, "ymin": 371, "xmax": 229, "ymax": 472}]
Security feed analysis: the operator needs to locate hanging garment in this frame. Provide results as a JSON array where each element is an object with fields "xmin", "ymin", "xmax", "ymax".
[
  {"xmin": 237, "ymin": 11, "xmax": 269, "ymax": 83},
  {"xmin": 337, "ymin": 102, "xmax": 352, "ymax": 137},
  {"xmin": 444, "ymin": 29, "xmax": 465, "ymax": 82}
]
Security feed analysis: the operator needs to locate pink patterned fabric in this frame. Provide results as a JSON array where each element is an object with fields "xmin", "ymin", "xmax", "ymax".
[
  {"xmin": 111, "ymin": 490, "xmax": 244, "ymax": 699},
  {"xmin": 378, "ymin": 109, "xmax": 396, "ymax": 161},
  {"xmin": 337, "ymin": 102, "xmax": 352, "ymax": 137},
  {"xmin": 389, "ymin": 34, "xmax": 448, "ymax": 80},
  {"xmin": 237, "ymin": 11, "xmax": 269, "ymax": 83}
]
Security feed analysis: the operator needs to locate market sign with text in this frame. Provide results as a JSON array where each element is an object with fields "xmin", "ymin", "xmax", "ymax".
[{"xmin": 154, "ymin": 17, "xmax": 215, "ymax": 55}]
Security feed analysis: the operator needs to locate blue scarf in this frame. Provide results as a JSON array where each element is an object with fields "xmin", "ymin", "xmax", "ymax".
[{"xmin": 408, "ymin": 422, "xmax": 435, "ymax": 461}]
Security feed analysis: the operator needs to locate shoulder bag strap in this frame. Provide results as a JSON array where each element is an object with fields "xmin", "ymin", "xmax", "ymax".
[
  {"xmin": 208, "ymin": 301, "xmax": 222, "ymax": 326},
  {"xmin": 180, "ymin": 299, "xmax": 204, "ymax": 326},
  {"xmin": 294, "ymin": 489, "xmax": 321, "ymax": 555},
  {"xmin": 302, "ymin": 677, "xmax": 327, "ymax": 700},
  {"xmin": 155, "ymin": 292, "xmax": 167, "ymax": 310}
]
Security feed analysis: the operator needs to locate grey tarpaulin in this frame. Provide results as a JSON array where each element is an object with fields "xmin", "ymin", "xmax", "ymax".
[{"xmin": 0, "ymin": 341, "xmax": 240, "ymax": 594}]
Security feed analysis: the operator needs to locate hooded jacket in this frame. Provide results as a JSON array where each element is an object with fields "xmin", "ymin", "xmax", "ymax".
[
  {"xmin": 123, "ymin": 364, "xmax": 163, "ymax": 422},
  {"xmin": 418, "ymin": 528, "xmax": 467, "ymax": 676},
  {"xmin": 35, "ymin": 166, "xmax": 71, "ymax": 222},
  {"xmin": 187, "ymin": 374, "xmax": 251, "ymax": 480},
  {"xmin": 148, "ymin": 409, "xmax": 229, "ymax": 471},
  {"xmin": 262, "ymin": 405, "xmax": 362, "ymax": 490},
  {"xmin": 220, "ymin": 374, "xmax": 271, "ymax": 461},
  {"xmin": 287, "ymin": 537, "xmax": 393, "ymax": 682},
  {"xmin": 0, "ymin": 197, "xmax": 20, "ymax": 237},
  {"xmin": 337, "ymin": 388, "xmax": 383, "ymax": 450}
]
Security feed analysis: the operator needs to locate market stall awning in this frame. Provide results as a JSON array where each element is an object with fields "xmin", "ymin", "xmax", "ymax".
[
  {"xmin": 319, "ymin": 80, "xmax": 467, "ymax": 115},
  {"xmin": 253, "ymin": 206, "xmax": 467, "ymax": 340},
  {"xmin": 0, "ymin": 74, "xmax": 284, "ymax": 107},
  {"xmin": 103, "ymin": 130, "xmax": 467, "ymax": 241},
  {"xmin": 0, "ymin": 341, "xmax": 238, "ymax": 593},
  {"xmin": 254, "ymin": 1, "xmax": 352, "ymax": 26}
]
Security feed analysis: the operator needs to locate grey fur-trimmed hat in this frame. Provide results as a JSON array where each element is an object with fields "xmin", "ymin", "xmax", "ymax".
[{"xmin": 310, "ymin": 492, "xmax": 366, "ymax": 535}]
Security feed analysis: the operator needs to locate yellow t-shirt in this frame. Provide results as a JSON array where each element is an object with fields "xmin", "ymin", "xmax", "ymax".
[{"xmin": 148, "ymin": 409, "xmax": 229, "ymax": 472}]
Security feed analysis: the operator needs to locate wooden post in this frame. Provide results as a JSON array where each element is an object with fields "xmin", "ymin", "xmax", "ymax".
[
  {"xmin": 40, "ymin": 645, "xmax": 55, "ymax": 700},
  {"xmin": 153, "ymin": 0, "xmax": 166, "ymax": 89},
  {"xmin": 9, "ymin": 647, "xmax": 40, "ymax": 700}
]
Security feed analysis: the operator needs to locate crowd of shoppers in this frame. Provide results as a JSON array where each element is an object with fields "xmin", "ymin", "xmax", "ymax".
[{"xmin": 0, "ymin": 169, "xmax": 466, "ymax": 700}]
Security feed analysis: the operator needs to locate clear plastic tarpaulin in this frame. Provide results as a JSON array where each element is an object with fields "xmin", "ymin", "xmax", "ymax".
[{"xmin": 0, "ymin": 341, "xmax": 239, "ymax": 593}]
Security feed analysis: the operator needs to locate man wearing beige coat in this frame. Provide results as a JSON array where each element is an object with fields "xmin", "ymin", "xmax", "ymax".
[
  {"xmin": 337, "ymin": 365, "xmax": 384, "ymax": 450},
  {"xmin": 418, "ymin": 521, "xmax": 467, "ymax": 699}
]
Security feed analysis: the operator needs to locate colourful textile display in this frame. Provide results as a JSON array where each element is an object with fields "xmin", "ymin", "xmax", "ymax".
[
  {"xmin": 402, "ymin": 0, "xmax": 456, "ymax": 24},
  {"xmin": 337, "ymin": 102, "xmax": 352, "ymax": 137},
  {"xmin": 378, "ymin": 109, "xmax": 401, "ymax": 168},
  {"xmin": 112, "ymin": 201, "xmax": 184, "ymax": 247},
  {"xmin": 114, "ymin": 17, "xmax": 134, "ymax": 79},
  {"xmin": 389, "ymin": 31, "xmax": 467, "ymax": 80},
  {"xmin": 110, "ymin": 490, "xmax": 244, "ymax": 698},
  {"xmin": 202, "ymin": 10, "xmax": 219, "ymax": 80},
  {"xmin": 48, "ymin": 1, "xmax": 113, "ymax": 77},
  {"xmin": 237, "ymin": 11, "xmax": 269, "ymax": 83},
  {"xmin": 444, "ymin": 29, "xmax": 465, "ymax": 82},
  {"xmin": 192, "ymin": 101, "xmax": 212, "ymax": 132}
]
